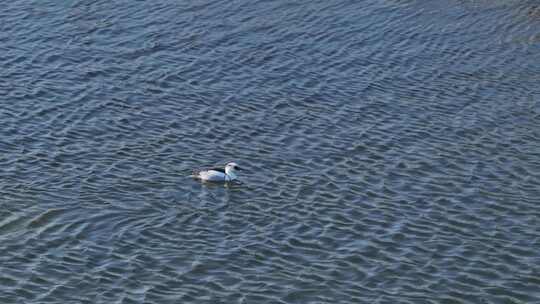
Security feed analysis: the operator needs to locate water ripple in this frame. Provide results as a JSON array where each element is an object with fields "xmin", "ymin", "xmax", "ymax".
[{"xmin": 1, "ymin": 0, "xmax": 540, "ymax": 303}]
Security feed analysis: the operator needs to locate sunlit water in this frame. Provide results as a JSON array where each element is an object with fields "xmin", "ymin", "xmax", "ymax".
[{"xmin": 1, "ymin": 0, "xmax": 540, "ymax": 303}]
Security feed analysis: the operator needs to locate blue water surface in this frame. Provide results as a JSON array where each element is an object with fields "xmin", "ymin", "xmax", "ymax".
[{"xmin": 1, "ymin": 0, "xmax": 540, "ymax": 303}]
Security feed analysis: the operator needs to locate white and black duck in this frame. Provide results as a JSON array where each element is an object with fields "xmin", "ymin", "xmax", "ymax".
[{"xmin": 193, "ymin": 162, "xmax": 242, "ymax": 182}]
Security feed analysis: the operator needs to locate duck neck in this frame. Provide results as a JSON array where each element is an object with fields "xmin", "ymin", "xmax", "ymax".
[{"xmin": 225, "ymin": 168, "xmax": 237, "ymax": 180}]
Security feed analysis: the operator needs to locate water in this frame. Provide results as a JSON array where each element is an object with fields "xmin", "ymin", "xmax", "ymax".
[{"xmin": 1, "ymin": 0, "xmax": 540, "ymax": 303}]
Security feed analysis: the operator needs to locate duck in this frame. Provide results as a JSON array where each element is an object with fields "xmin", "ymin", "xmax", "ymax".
[{"xmin": 193, "ymin": 162, "xmax": 242, "ymax": 182}]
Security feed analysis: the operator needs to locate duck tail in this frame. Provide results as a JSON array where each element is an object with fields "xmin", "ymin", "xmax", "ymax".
[{"xmin": 189, "ymin": 169, "xmax": 201, "ymax": 179}]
